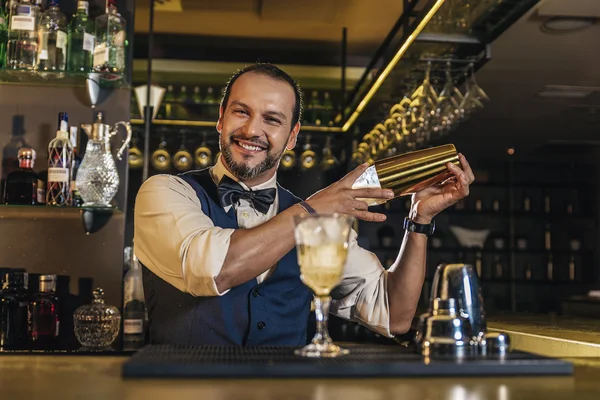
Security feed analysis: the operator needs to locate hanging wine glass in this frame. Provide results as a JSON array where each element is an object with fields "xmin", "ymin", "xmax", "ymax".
[
  {"xmin": 128, "ymin": 131, "xmax": 143, "ymax": 170},
  {"xmin": 320, "ymin": 136, "xmax": 339, "ymax": 171},
  {"xmin": 173, "ymin": 132, "xmax": 193, "ymax": 172},
  {"xmin": 194, "ymin": 132, "xmax": 213, "ymax": 169},
  {"xmin": 151, "ymin": 134, "xmax": 171, "ymax": 172},
  {"xmin": 280, "ymin": 147, "xmax": 297, "ymax": 171},
  {"xmin": 300, "ymin": 135, "xmax": 317, "ymax": 170}
]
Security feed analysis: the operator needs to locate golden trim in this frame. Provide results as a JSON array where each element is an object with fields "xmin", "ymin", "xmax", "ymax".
[{"xmin": 341, "ymin": 0, "xmax": 446, "ymax": 132}]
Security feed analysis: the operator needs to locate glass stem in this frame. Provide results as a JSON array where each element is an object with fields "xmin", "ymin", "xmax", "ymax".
[{"xmin": 313, "ymin": 295, "xmax": 332, "ymax": 345}]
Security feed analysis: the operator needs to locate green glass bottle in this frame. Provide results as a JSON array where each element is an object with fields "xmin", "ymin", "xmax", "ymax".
[{"xmin": 67, "ymin": 0, "xmax": 94, "ymax": 73}]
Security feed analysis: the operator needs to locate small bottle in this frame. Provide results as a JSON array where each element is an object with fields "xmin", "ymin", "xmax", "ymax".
[
  {"xmin": 36, "ymin": 0, "xmax": 68, "ymax": 74},
  {"xmin": 524, "ymin": 263, "xmax": 532, "ymax": 280},
  {"xmin": 544, "ymin": 223, "xmax": 552, "ymax": 251},
  {"xmin": 0, "ymin": 272, "xmax": 30, "ymax": 349},
  {"xmin": 544, "ymin": 194, "xmax": 551, "ymax": 214},
  {"xmin": 523, "ymin": 195, "xmax": 530, "ymax": 212},
  {"xmin": 475, "ymin": 251, "xmax": 483, "ymax": 278},
  {"xmin": 546, "ymin": 254, "xmax": 553, "ymax": 281},
  {"xmin": 493, "ymin": 255, "xmax": 503, "ymax": 279},
  {"xmin": 93, "ymin": 0, "xmax": 126, "ymax": 74},
  {"xmin": 492, "ymin": 199, "xmax": 500, "ymax": 212},
  {"xmin": 6, "ymin": 0, "xmax": 41, "ymax": 70},
  {"xmin": 46, "ymin": 112, "xmax": 72, "ymax": 207},
  {"xmin": 122, "ymin": 254, "xmax": 147, "ymax": 350},
  {"xmin": 322, "ymin": 91, "xmax": 334, "ymax": 126},
  {"xmin": 3, "ymin": 147, "xmax": 42, "ymax": 205},
  {"xmin": 192, "ymin": 86, "xmax": 202, "ymax": 104},
  {"xmin": 568, "ymin": 255, "xmax": 576, "ymax": 281},
  {"xmin": 67, "ymin": 0, "xmax": 94, "ymax": 73},
  {"xmin": 177, "ymin": 85, "xmax": 188, "ymax": 104},
  {"xmin": 29, "ymin": 274, "xmax": 60, "ymax": 350},
  {"xmin": 160, "ymin": 85, "xmax": 175, "ymax": 119},
  {"xmin": 204, "ymin": 86, "xmax": 218, "ymax": 118}
]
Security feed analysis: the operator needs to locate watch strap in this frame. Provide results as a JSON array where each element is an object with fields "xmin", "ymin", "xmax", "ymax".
[{"xmin": 403, "ymin": 217, "xmax": 435, "ymax": 236}]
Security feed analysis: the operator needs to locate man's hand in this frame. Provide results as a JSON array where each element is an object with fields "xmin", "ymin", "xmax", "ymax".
[
  {"xmin": 409, "ymin": 153, "xmax": 475, "ymax": 224},
  {"xmin": 306, "ymin": 163, "xmax": 394, "ymax": 222}
]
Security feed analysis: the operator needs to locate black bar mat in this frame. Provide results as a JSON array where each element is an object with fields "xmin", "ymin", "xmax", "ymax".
[{"xmin": 122, "ymin": 344, "xmax": 573, "ymax": 378}]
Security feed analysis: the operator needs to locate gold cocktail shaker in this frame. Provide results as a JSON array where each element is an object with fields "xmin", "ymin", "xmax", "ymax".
[{"xmin": 352, "ymin": 144, "xmax": 460, "ymax": 206}]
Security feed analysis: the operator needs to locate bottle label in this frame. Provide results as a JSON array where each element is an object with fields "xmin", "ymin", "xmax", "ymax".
[
  {"xmin": 56, "ymin": 31, "xmax": 67, "ymax": 50},
  {"xmin": 38, "ymin": 31, "xmax": 48, "ymax": 60},
  {"xmin": 11, "ymin": 15, "xmax": 34, "ymax": 31},
  {"xmin": 93, "ymin": 46, "xmax": 109, "ymax": 67},
  {"xmin": 124, "ymin": 319, "xmax": 144, "ymax": 334},
  {"xmin": 48, "ymin": 168, "xmax": 69, "ymax": 183},
  {"xmin": 83, "ymin": 33, "xmax": 94, "ymax": 52}
]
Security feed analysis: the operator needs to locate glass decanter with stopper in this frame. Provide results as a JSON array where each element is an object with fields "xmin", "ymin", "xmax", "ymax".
[{"xmin": 73, "ymin": 287, "xmax": 121, "ymax": 349}]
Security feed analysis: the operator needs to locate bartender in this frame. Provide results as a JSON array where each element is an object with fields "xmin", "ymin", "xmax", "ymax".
[{"xmin": 134, "ymin": 63, "xmax": 474, "ymax": 346}]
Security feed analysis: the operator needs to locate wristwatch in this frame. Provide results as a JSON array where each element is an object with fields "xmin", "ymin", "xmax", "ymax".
[{"xmin": 403, "ymin": 217, "xmax": 435, "ymax": 236}]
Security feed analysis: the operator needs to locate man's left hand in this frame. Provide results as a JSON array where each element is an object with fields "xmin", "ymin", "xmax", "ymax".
[{"xmin": 409, "ymin": 153, "xmax": 475, "ymax": 224}]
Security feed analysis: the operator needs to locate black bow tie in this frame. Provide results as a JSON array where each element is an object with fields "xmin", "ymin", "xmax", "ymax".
[{"xmin": 217, "ymin": 175, "xmax": 276, "ymax": 215}]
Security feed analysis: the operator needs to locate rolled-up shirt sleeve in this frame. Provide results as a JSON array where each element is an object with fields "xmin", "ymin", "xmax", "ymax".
[
  {"xmin": 133, "ymin": 174, "xmax": 234, "ymax": 297},
  {"xmin": 330, "ymin": 230, "xmax": 393, "ymax": 338}
]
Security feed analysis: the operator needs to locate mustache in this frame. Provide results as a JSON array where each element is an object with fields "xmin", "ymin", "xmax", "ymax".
[{"xmin": 229, "ymin": 134, "xmax": 270, "ymax": 150}]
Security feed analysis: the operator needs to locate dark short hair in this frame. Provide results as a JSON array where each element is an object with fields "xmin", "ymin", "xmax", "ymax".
[{"xmin": 220, "ymin": 63, "xmax": 303, "ymax": 129}]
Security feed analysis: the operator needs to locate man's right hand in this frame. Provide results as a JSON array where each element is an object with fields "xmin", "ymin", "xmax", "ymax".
[{"xmin": 305, "ymin": 163, "xmax": 394, "ymax": 222}]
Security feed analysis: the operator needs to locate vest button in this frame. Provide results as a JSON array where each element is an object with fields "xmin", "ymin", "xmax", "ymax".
[
  {"xmin": 257, "ymin": 321, "xmax": 266, "ymax": 330},
  {"xmin": 252, "ymin": 288, "xmax": 260, "ymax": 298}
]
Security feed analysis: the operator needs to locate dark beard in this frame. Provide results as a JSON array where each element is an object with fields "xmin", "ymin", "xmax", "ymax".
[{"xmin": 221, "ymin": 133, "xmax": 287, "ymax": 181}]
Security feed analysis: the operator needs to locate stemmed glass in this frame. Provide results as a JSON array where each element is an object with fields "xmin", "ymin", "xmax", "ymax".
[{"xmin": 294, "ymin": 214, "xmax": 354, "ymax": 358}]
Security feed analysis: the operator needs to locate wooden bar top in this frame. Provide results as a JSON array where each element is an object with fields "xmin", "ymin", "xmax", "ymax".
[{"xmin": 1, "ymin": 354, "xmax": 599, "ymax": 400}]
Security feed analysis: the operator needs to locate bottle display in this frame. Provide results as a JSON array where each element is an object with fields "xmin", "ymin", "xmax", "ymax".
[
  {"xmin": 29, "ymin": 274, "xmax": 60, "ymax": 349},
  {"xmin": 3, "ymin": 147, "xmax": 43, "ymax": 205},
  {"xmin": 0, "ymin": 272, "xmax": 30, "ymax": 349},
  {"xmin": 67, "ymin": 0, "xmax": 93, "ymax": 73},
  {"xmin": 46, "ymin": 112, "xmax": 72, "ymax": 206},
  {"xmin": 36, "ymin": 0, "xmax": 68, "ymax": 73}
]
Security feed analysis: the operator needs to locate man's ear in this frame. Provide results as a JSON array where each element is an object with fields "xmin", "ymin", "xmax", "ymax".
[
  {"xmin": 216, "ymin": 105, "xmax": 224, "ymax": 133},
  {"xmin": 286, "ymin": 122, "xmax": 301, "ymax": 150}
]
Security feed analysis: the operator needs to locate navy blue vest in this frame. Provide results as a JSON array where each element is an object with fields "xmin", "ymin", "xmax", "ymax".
[{"xmin": 141, "ymin": 169, "xmax": 313, "ymax": 346}]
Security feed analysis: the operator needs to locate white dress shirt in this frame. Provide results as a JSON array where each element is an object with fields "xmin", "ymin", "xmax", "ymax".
[{"xmin": 134, "ymin": 157, "xmax": 393, "ymax": 337}]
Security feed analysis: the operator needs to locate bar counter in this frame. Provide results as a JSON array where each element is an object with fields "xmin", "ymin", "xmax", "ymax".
[
  {"xmin": 0, "ymin": 354, "xmax": 599, "ymax": 400},
  {"xmin": 2, "ymin": 314, "xmax": 600, "ymax": 399}
]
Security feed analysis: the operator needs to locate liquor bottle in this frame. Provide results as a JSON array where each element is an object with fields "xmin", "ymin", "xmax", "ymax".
[
  {"xmin": 3, "ymin": 147, "xmax": 43, "ymax": 205},
  {"xmin": 544, "ymin": 223, "xmax": 551, "ymax": 251},
  {"xmin": 0, "ymin": 272, "xmax": 30, "ymax": 349},
  {"xmin": 67, "ymin": 0, "xmax": 94, "ymax": 73},
  {"xmin": 6, "ymin": 0, "xmax": 41, "ymax": 70},
  {"xmin": 122, "ymin": 254, "xmax": 147, "ymax": 350},
  {"xmin": 523, "ymin": 195, "xmax": 530, "ymax": 212},
  {"xmin": 69, "ymin": 126, "xmax": 83, "ymax": 207},
  {"xmin": 36, "ymin": 0, "xmax": 67, "ymax": 73},
  {"xmin": 322, "ymin": 91, "xmax": 333, "ymax": 126},
  {"xmin": 475, "ymin": 251, "xmax": 482, "ymax": 278},
  {"xmin": 544, "ymin": 194, "xmax": 551, "ymax": 214},
  {"xmin": 493, "ymin": 255, "xmax": 503, "ymax": 279},
  {"xmin": 0, "ymin": 2, "xmax": 7, "ymax": 68},
  {"xmin": 546, "ymin": 254, "xmax": 553, "ymax": 281},
  {"xmin": 93, "ymin": 0, "xmax": 126, "ymax": 74},
  {"xmin": 46, "ymin": 112, "xmax": 72, "ymax": 207},
  {"xmin": 175, "ymin": 85, "xmax": 190, "ymax": 120},
  {"xmin": 568, "ymin": 255, "xmax": 576, "ymax": 281},
  {"xmin": 492, "ymin": 199, "xmax": 500, "ymax": 212},
  {"xmin": 308, "ymin": 90, "xmax": 320, "ymax": 125},
  {"xmin": 524, "ymin": 263, "xmax": 532, "ymax": 280},
  {"xmin": 177, "ymin": 85, "xmax": 187, "ymax": 104},
  {"xmin": 204, "ymin": 86, "xmax": 218, "ymax": 118},
  {"xmin": 475, "ymin": 199, "xmax": 482, "ymax": 212},
  {"xmin": 29, "ymin": 274, "xmax": 60, "ymax": 350},
  {"xmin": 159, "ymin": 85, "xmax": 174, "ymax": 119},
  {"xmin": 192, "ymin": 86, "xmax": 202, "ymax": 104}
]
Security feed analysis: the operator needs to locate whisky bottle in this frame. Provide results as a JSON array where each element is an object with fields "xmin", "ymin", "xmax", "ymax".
[
  {"xmin": 46, "ymin": 112, "xmax": 72, "ymax": 207},
  {"xmin": 3, "ymin": 147, "xmax": 42, "ymax": 205}
]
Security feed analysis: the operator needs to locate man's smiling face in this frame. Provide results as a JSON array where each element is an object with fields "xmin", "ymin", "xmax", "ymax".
[{"xmin": 217, "ymin": 71, "xmax": 300, "ymax": 185}]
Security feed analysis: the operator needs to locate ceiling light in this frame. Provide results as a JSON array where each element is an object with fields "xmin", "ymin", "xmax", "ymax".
[
  {"xmin": 540, "ymin": 17, "xmax": 597, "ymax": 34},
  {"xmin": 537, "ymin": 85, "xmax": 598, "ymax": 99}
]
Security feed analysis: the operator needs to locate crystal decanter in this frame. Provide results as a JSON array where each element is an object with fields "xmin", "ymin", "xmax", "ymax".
[{"xmin": 73, "ymin": 288, "xmax": 121, "ymax": 349}]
